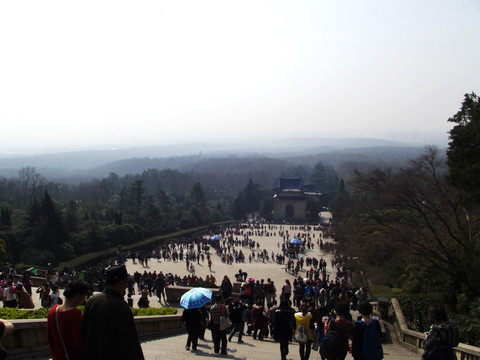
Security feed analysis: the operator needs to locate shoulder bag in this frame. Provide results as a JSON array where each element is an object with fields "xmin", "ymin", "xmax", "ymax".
[
  {"xmin": 219, "ymin": 304, "xmax": 232, "ymax": 331},
  {"xmin": 295, "ymin": 323, "xmax": 308, "ymax": 343},
  {"xmin": 55, "ymin": 305, "xmax": 70, "ymax": 360}
]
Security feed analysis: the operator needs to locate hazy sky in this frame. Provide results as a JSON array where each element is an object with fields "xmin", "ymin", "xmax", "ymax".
[{"xmin": 1, "ymin": 1, "xmax": 479, "ymax": 154}]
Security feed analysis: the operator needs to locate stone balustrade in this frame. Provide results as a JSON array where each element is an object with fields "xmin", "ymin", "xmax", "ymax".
[
  {"xmin": 0, "ymin": 285, "xmax": 230, "ymax": 360},
  {"xmin": 390, "ymin": 298, "xmax": 480, "ymax": 360},
  {"xmin": 2, "ymin": 294, "xmax": 479, "ymax": 360},
  {"xmin": 0, "ymin": 314, "xmax": 185, "ymax": 360}
]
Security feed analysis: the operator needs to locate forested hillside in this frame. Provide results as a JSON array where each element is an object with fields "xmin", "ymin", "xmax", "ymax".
[
  {"xmin": 0, "ymin": 157, "xmax": 338, "ymax": 267},
  {"xmin": 328, "ymin": 94, "xmax": 480, "ymax": 341},
  {"xmin": 0, "ymin": 144, "xmax": 433, "ymax": 268}
]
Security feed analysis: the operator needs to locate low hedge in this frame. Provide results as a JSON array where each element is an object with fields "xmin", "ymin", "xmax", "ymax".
[
  {"xmin": 0, "ymin": 306, "xmax": 177, "ymax": 320},
  {"xmin": 369, "ymin": 285, "xmax": 403, "ymax": 299},
  {"xmin": 57, "ymin": 221, "xmax": 232, "ymax": 269},
  {"xmin": 130, "ymin": 307, "xmax": 178, "ymax": 316},
  {"xmin": 0, "ymin": 307, "xmax": 49, "ymax": 319}
]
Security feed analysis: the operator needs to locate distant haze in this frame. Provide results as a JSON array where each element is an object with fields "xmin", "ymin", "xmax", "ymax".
[{"xmin": 1, "ymin": 1, "xmax": 478, "ymax": 155}]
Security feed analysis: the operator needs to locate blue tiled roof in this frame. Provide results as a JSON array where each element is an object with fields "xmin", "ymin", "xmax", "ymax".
[
  {"xmin": 274, "ymin": 177, "xmax": 321, "ymax": 194},
  {"xmin": 275, "ymin": 195, "xmax": 308, "ymax": 201},
  {"xmin": 303, "ymin": 184, "xmax": 317, "ymax": 192},
  {"xmin": 278, "ymin": 177, "xmax": 302, "ymax": 190}
]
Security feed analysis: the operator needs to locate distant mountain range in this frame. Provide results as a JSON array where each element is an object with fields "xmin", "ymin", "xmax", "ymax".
[{"xmin": 0, "ymin": 137, "xmax": 444, "ymax": 181}]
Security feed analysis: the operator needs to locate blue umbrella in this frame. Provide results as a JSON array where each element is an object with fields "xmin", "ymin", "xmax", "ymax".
[
  {"xmin": 180, "ymin": 287, "xmax": 213, "ymax": 309},
  {"xmin": 289, "ymin": 238, "xmax": 302, "ymax": 244},
  {"xmin": 210, "ymin": 235, "xmax": 221, "ymax": 241}
]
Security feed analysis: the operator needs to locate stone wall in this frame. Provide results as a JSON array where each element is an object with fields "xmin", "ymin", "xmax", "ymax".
[
  {"xmin": 390, "ymin": 298, "xmax": 480, "ymax": 360},
  {"xmin": 0, "ymin": 315, "xmax": 185, "ymax": 360}
]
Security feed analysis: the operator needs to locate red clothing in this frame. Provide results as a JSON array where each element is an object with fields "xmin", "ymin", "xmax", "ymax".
[
  {"xmin": 252, "ymin": 305, "xmax": 267, "ymax": 330},
  {"xmin": 47, "ymin": 304, "xmax": 86, "ymax": 360},
  {"xmin": 325, "ymin": 318, "xmax": 354, "ymax": 353}
]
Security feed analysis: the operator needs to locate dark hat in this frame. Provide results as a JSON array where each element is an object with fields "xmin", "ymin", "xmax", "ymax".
[{"xmin": 104, "ymin": 265, "xmax": 128, "ymax": 285}]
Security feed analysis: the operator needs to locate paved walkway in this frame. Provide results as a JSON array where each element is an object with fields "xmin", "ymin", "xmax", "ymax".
[
  {"xmin": 27, "ymin": 326, "xmax": 420, "ymax": 360},
  {"xmin": 124, "ymin": 220, "xmax": 336, "ymax": 308},
  {"xmin": 127, "ymin": 219, "xmax": 420, "ymax": 359},
  {"xmin": 140, "ymin": 324, "xmax": 420, "ymax": 360},
  {"xmin": 27, "ymin": 218, "xmax": 420, "ymax": 359}
]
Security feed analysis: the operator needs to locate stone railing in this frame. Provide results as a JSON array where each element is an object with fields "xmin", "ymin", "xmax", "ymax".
[
  {"xmin": 0, "ymin": 285, "xmax": 229, "ymax": 359},
  {"xmin": 390, "ymin": 298, "xmax": 480, "ymax": 360},
  {"xmin": 0, "ymin": 314, "xmax": 185, "ymax": 360}
]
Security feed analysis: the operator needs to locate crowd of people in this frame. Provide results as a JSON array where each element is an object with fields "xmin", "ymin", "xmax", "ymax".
[
  {"xmin": 0, "ymin": 265, "xmax": 36, "ymax": 309},
  {"xmin": 170, "ymin": 237, "xmax": 383, "ymax": 360},
  {"xmin": 0, "ymin": 220, "xmax": 461, "ymax": 360},
  {"xmin": 129, "ymin": 270, "xmax": 218, "ymax": 308},
  {"xmin": 74, "ymin": 222, "xmax": 336, "ymax": 310},
  {"xmin": 0, "ymin": 261, "xmax": 458, "ymax": 360},
  {"xmin": 0, "ymin": 263, "xmax": 105, "ymax": 310},
  {"xmin": 0, "ymin": 222, "xmax": 332, "ymax": 312},
  {"xmin": 181, "ymin": 281, "xmax": 383, "ymax": 360}
]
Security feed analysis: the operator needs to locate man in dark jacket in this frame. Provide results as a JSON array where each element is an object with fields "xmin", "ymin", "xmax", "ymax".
[
  {"xmin": 228, "ymin": 300, "xmax": 246, "ymax": 343},
  {"xmin": 82, "ymin": 264, "xmax": 144, "ymax": 360}
]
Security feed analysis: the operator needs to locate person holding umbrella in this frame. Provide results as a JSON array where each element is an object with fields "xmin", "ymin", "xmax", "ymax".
[
  {"xmin": 182, "ymin": 307, "xmax": 204, "ymax": 351},
  {"xmin": 180, "ymin": 287, "xmax": 213, "ymax": 351}
]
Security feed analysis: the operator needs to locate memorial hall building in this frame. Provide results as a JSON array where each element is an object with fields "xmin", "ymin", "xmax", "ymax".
[{"xmin": 272, "ymin": 177, "xmax": 321, "ymax": 222}]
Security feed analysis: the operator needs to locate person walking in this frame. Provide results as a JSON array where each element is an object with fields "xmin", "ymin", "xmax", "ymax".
[
  {"xmin": 264, "ymin": 278, "xmax": 275, "ymax": 304},
  {"xmin": 354, "ymin": 287, "xmax": 370, "ymax": 310},
  {"xmin": 322, "ymin": 302, "xmax": 354, "ymax": 360},
  {"xmin": 49, "ymin": 285, "xmax": 62, "ymax": 308},
  {"xmin": 208, "ymin": 295, "xmax": 229, "ymax": 355},
  {"xmin": 252, "ymin": 299, "xmax": 267, "ymax": 340},
  {"xmin": 281, "ymin": 279, "xmax": 292, "ymax": 302},
  {"xmin": 182, "ymin": 307, "xmax": 203, "ymax": 351},
  {"xmin": 228, "ymin": 300, "xmax": 245, "ymax": 343},
  {"xmin": 294, "ymin": 302, "xmax": 315, "ymax": 360},
  {"xmin": 352, "ymin": 301, "xmax": 383, "ymax": 360},
  {"xmin": 15, "ymin": 283, "xmax": 34, "ymax": 309},
  {"xmin": 199, "ymin": 305, "xmax": 208, "ymax": 340},
  {"xmin": 82, "ymin": 264, "xmax": 144, "ymax": 360},
  {"xmin": 294, "ymin": 280, "xmax": 305, "ymax": 309},
  {"xmin": 47, "ymin": 280, "xmax": 89, "ymax": 360},
  {"xmin": 154, "ymin": 273, "xmax": 166, "ymax": 303},
  {"xmin": 137, "ymin": 286, "xmax": 149, "ymax": 308},
  {"xmin": 3, "ymin": 281, "xmax": 17, "ymax": 308},
  {"xmin": 219, "ymin": 275, "xmax": 233, "ymax": 299},
  {"xmin": 273, "ymin": 300, "xmax": 295, "ymax": 360},
  {"xmin": 37, "ymin": 282, "xmax": 51, "ymax": 308}
]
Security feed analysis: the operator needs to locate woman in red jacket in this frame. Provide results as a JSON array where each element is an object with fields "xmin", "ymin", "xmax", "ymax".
[
  {"xmin": 47, "ymin": 280, "xmax": 90, "ymax": 360},
  {"xmin": 251, "ymin": 299, "xmax": 267, "ymax": 340}
]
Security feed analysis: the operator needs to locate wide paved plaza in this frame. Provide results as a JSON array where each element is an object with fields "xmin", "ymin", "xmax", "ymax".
[{"xmin": 28, "ymin": 219, "xmax": 420, "ymax": 359}]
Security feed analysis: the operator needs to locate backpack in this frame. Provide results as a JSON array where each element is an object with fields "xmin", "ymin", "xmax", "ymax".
[
  {"xmin": 264, "ymin": 283, "xmax": 272, "ymax": 294},
  {"xmin": 304, "ymin": 286, "xmax": 313, "ymax": 300},
  {"xmin": 359, "ymin": 319, "xmax": 383, "ymax": 360},
  {"xmin": 319, "ymin": 321, "xmax": 344, "ymax": 360},
  {"xmin": 295, "ymin": 324, "xmax": 308, "ymax": 343}
]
